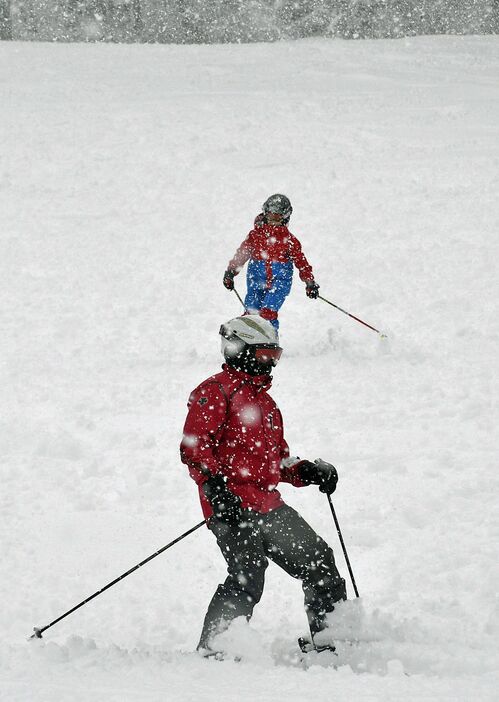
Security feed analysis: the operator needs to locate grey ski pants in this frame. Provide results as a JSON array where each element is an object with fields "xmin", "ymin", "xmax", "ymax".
[{"xmin": 198, "ymin": 504, "xmax": 346, "ymax": 649}]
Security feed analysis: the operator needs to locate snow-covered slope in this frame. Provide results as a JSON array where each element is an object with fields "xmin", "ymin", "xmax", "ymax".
[{"xmin": 1, "ymin": 35, "xmax": 498, "ymax": 701}]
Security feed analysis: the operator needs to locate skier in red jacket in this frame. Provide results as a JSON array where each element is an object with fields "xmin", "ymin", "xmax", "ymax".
[
  {"xmin": 223, "ymin": 194, "xmax": 320, "ymax": 330},
  {"xmin": 180, "ymin": 315, "xmax": 346, "ymax": 657}
]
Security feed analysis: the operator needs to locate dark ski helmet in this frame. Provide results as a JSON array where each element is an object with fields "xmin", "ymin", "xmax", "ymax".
[
  {"xmin": 262, "ymin": 194, "xmax": 292, "ymax": 224},
  {"xmin": 220, "ymin": 315, "xmax": 282, "ymax": 376}
]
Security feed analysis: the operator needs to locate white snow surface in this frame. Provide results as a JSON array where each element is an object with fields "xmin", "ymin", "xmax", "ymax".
[{"xmin": 1, "ymin": 35, "xmax": 499, "ymax": 701}]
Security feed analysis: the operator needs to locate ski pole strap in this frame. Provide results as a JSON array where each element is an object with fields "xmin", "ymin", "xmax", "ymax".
[
  {"xmin": 318, "ymin": 295, "xmax": 383, "ymax": 336},
  {"xmin": 29, "ymin": 519, "xmax": 206, "ymax": 639}
]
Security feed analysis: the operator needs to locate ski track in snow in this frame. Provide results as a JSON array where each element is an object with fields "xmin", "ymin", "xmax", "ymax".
[{"xmin": 1, "ymin": 35, "xmax": 499, "ymax": 700}]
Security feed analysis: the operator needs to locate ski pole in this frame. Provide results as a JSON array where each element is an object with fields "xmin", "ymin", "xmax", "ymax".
[
  {"xmin": 233, "ymin": 287, "xmax": 247, "ymax": 312},
  {"xmin": 29, "ymin": 519, "xmax": 206, "ymax": 640},
  {"xmin": 318, "ymin": 295, "xmax": 386, "ymax": 337},
  {"xmin": 327, "ymin": 494, "xmax": 360, "ymax": 598}
]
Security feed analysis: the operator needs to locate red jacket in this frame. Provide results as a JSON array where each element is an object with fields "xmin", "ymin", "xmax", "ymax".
[
  {"xmin": 180, "ymin": 364, "xmax": 305, "ymax": 519},
  {"xmin": 228, "ymin": 224, "xmax": 315, "ymax": 283}
]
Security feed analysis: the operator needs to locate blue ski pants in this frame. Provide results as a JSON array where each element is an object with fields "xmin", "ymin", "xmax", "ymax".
[{"xmin": 244, "ymin": 260, "xmax": 293, "ymax": 330}]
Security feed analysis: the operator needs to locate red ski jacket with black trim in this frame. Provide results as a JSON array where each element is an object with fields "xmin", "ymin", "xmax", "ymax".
[
  {"xmin": 227, "ymin": 224, "xmax": 315, "ymax": 283},
  {"xmin": 180, "ymin": 364, "xmax": 306, "ymax": 519}
]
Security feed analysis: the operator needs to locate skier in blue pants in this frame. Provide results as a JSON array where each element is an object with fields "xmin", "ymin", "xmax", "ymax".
[{"xmin": 223, "ymin": 194, "xmax": 320, "ymax": 331}]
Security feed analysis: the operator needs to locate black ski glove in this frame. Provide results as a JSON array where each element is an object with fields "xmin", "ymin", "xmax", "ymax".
[
  {"xmin": 299, "ymin": 459, "xmax": 338, "ymax": 494},
  {"xmin": 306, "ymin": 281, "xmax": 320, "ymax": 299},
  {"xmin": 223, "ymin": 269, "xmax": 236, "ymax": 290},
  {"xmin": 203, "ymin": 474, "xmax": 242, "ymax": 525}
]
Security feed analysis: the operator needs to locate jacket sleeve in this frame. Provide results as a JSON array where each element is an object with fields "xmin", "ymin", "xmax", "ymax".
[
  {"xmin": 180, "ymin": 383, "xmax": 228, "ymax": 486},
  {"xmin": 288, "ymin": 233, "xmax": 315, "ymax": 283},
  {"xmin": 280, "ymin": 455, "xmax": 308, "ymax": 487},
  {"xmin": 278, "ymin": 412, "xmax": 307, "ymax": 487},
  {"xmin": 227, "ymin": 231, "xmax": 254, "ymax": 273}
]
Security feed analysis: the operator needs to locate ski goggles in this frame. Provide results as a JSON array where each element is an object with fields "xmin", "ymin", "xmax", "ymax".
[{"xmin": 254, "ymin": 345, "xmax": 283, "ymax": 363}]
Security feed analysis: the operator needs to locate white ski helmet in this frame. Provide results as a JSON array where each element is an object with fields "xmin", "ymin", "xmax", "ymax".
[{"xmin": 220, "ymin": 315, "xmax": 282, "ymax": 375}]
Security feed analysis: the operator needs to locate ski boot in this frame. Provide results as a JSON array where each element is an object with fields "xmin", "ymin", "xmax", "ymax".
[{"xmin": 298, "ymin": 636, "xmax": 336, "ymax": 655}]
